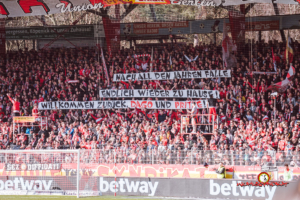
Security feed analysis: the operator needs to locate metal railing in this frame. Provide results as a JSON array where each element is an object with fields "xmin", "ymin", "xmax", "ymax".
[
  {"xmin": 1, "ymin": 149, "xmax": 299, "ymax": 167},
  {"xmin": 181, "ymin": 114, "xmax": 218, "ymax": 135},
  {"xmin": 12, "ymin": 116, "xmax": 48, "ymax": 135}
]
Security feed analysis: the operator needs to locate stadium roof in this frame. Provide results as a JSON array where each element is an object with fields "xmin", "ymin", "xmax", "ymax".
[{"xmin": 0, "ymin": 0, "xmax": 299, "ymax": 19}]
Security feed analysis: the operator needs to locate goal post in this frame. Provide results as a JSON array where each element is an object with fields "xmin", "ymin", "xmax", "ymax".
[{"xmin": 0, "ymin": 149, "xmax": 80, "ymax": 198}]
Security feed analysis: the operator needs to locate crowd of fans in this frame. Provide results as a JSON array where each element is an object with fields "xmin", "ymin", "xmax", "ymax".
[{"xmin": 0, "ymin": 39, "xmax": 300, "ymax": 167}]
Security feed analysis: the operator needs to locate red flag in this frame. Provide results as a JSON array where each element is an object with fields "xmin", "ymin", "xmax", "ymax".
[{"xmin": 272, "ymin": 47, "xmax": 275, "ymax": 63}]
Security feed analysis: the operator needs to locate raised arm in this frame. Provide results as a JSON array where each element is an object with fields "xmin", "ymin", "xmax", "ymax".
[
  {"xmin": 184, "ymin": 55, "xmax": 191, "ymax": 62},
  {"xmin": 7, "ymin": 93, "xmax": 14, "ymax": 103}
]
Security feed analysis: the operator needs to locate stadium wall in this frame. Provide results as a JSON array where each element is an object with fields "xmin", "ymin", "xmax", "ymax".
[
  {"xmin": 121, "ymin": 15, "xmax": 300, "ymax": 37},
  {"xmin": 0, "ymin": 176, "xmax": 299, "ymax": 199},
  {"xmin": 36, "ymin": 38, "xmax": 104, "ymax": 49}
]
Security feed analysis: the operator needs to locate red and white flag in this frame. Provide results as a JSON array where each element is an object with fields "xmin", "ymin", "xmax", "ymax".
[
  {"xmin": 266, "ymin": 66, "xmax": 295, "ymax": 93},
  {"xmin": 262, "ymin": 115, "xmax": 269, "ymax": 121},
  {"xmin": 222, "ymin": 19, "xmax": 237, "ymax": 69},
  {"xmin": 286, "ymin": 65, "xmax": 295, "ymax": 80},
  {"xmin": 91, "ymin": 114, "xmax": 104, "ymax": 124},
  {"xmin": 101, "ymin": 47, "xmax": 110, "ymax": 86}
]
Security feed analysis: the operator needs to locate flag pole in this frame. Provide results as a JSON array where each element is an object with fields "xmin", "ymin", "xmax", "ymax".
[
  {"xmin": 286, "ymin": 31, "xmax": 289, "ymax": 65},
  {"xmin": 274, "ymin": 95, "xmax": 276, "ymax": 122},
  {"xmin": 222, "ymin": 19, "xmax": 226, "ymax": 69},
  {"xmin": 150, "ymin": 47, "xmax": 153, "ymax": 72}
]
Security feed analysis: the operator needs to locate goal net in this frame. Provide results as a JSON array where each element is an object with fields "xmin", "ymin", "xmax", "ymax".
[{"xmin": 0, "ymin": 150, "xmax": 96, "ymax": 197}]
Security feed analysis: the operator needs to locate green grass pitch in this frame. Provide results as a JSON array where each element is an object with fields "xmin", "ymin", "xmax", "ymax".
[{"xmin": 0, "ymin": 196, "xmax": 169, "ymax": 200}]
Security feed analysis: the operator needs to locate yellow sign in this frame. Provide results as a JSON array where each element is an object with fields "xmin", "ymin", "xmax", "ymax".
[{"xmin": 13, "ymin": 116, "xmax": 36, "ymax": 123}]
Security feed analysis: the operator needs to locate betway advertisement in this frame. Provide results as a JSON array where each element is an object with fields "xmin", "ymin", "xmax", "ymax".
[
  {"xmin": 0, "ymin": 176, "xmax": 299, "ymax": 199},
  {"xmin": 99, "ymin": 177, "xmax": 159, "ymax": 196},
  {"xmin": 206, "ymin": 179, "xmax": 299, "ymax": 200},
  {"xmin": 99, "ymin": 177, "xmax": 299, "ymax": 199},
  {"xmin": 0, "ymin": 177, "xmax": 53, "ymax": 191},
  {"xmin": 0, "ymin": 176, "xmax": 70, "ymax": 195}
]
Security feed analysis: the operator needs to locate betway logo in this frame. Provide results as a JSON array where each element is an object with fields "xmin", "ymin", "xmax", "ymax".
[
  {"xmin": 210, "ymin": 180, "xmax": 276, "ymax": 200},
  {"xmin": 0, "ymin": 178, "xmax": 52, "ymax": 191},
  {"xmin": 99, "ymin": 177, "xmax": 158, "ymax": 196}
]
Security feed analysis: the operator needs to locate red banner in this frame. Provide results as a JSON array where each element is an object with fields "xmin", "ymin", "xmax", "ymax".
[
  {"xmin": 0, "ymin": 163, "xmax": 233, "ymax": 179},
  {"xmin": 0, "ymin": 18, "xmax": 5, "ymax": 62},
  {"xmin": 133, "ymin": 21, "xmax": 188, "ymax": 35},
  {"xmin": 102, "ymin": 16, "xmax": 120, "ymax": 57},
  {"xmin": 1, "ymin": 163, "xmax": 299, "ymax": 181}
]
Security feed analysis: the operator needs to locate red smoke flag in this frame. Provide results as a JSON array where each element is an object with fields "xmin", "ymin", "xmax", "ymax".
[{"xmin": 285, "ymin": 34, "xmax": 294, "ymax": 64}]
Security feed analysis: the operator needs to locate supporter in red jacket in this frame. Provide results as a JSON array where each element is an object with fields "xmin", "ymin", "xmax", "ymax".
[{"xmin": 7, "ymin": 93, "xmax": 20, "ymax": 116}]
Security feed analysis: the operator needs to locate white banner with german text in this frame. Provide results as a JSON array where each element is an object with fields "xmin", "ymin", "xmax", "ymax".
[
  {"xmin": 113, "ymin": 70, "xmax": 231, "ymax": 82},
  {"xmin": 99, "ymin": 89, "xmax": 219, "ymax": 99},
  {"xmin": 38, "ymin": 100, "xmax": 208, "ymax": 110}
]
